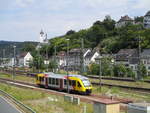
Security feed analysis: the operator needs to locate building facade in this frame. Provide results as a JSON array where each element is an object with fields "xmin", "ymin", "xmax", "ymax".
[
  {"xmin": 115, "ymin": 15, "xmax": 134, "ymax": 28},
  {"xmin": 143, "ymin": 11, "xmax": 150, "ymax": 29},
  {"xmin": 141, "ymin": 49, "xmax": 150, "ymax": 75},
  {"xmin": 17, "ymin": 52, "xmax": 33, "ymax": 67}
]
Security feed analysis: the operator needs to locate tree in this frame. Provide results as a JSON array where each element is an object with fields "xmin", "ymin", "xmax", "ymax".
[
  {"xmin": 139, "ymin": 63, "xmax": 147, "ymax": 78},
  {"xmin": 113, "ymin": 64, "xmax": 127, "ymax": 77},
  {"xmin": 31, "ymin": 55, "xmax": 45, "ymax": 71},
  {"xmin": 66, "ymin": 30, "xmax": 76, "ymax": 35},
  {"xmin": 48, "ymin": 60, "xmax": 58, "ymax": 72},
  {"xmin": 88, "ymin": 63, "xmax": 99, "ymax": 75}
]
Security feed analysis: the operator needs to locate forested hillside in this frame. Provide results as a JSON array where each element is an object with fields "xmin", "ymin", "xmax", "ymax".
[
  {"xmin": 0, "ymin": 41, "xmax": 38, "ymax": 58},
  {"xmin": 39, "ymin": 16, "xmax": 150, "ymax": 57}
]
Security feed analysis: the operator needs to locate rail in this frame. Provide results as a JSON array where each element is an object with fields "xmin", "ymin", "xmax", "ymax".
[{"xmin": 0, "ymin": 89, "xmax": 36, "ymax": 113}]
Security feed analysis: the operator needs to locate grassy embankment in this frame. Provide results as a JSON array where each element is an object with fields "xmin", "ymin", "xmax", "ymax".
[
  {"xmin": 0, "ymin": 72, "xmax": 35, "ymax": 83},
  {"xmin": 0, "ymin": 83, "xmax": 93, "ymax": 113}
]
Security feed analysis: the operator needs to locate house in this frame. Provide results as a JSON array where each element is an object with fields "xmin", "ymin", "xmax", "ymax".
[
  {"xmin": 85, "ymin": 50, "xmax": 99, "ymax": 66},
  {"xmin": 67, "ymin": 48, "xmax": 91, "ymax": 71},
  {"xmin": 115, "ymin": 15, "xmax": 134, "ymax": 28},
  {"xmin": 57, "ymin": 51, "xmax": 67, "ymax": 69},
  {"xmin": 143, "ymin": 11, "xmax": 150, "ymax": 29},
  {"xmin": 115, "ymin": 49, "xmax": 138, "ymax": 71},
  {"xmin": 141, "ymin": 49, "xmax": 150, "ymax": 75},
  {"xmin": 17, "ymin": 52, "xmax": 33, "ymax": 67}
]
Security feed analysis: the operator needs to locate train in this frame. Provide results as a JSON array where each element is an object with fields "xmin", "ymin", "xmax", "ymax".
[{"xmin": 36, "ymin": 72, "xmax": 92, "ymax": 95}]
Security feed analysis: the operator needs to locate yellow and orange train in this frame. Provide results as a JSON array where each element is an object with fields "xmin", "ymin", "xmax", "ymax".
[{"xmin": 36, "ymin": 72, "xmax": 92, "ymax": 95}]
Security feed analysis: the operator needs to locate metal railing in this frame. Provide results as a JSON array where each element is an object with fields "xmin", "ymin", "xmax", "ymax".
[{"xmin": 0, "ymin": 89, "xmax": 36, "ymax": 113}]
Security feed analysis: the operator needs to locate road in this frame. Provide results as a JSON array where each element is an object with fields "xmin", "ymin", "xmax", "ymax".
[{"xmin": 0, "ymin": 96, "xmax": 22, "ymax": 113}]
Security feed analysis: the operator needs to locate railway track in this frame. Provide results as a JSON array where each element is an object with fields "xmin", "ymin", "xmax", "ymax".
[
  {"xmin": 86, "ymin": 75, "xmax": 150, "ymax": 83},
  {"xmin": 0, "ymin": 77, "xmax": 132, "ymax": 104},
  {"xmin": 92, "ymin": 82, "xmax": 150, "ymax": 93},
  {"xmin": 1, "ymin": 70, "xmax": 150, "ymax": 93}
]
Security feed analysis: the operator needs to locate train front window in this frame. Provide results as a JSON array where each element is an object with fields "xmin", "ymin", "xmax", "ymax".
[{"xmin": 82, "ymin": 79, "xmax": 91, "ymax": 87}]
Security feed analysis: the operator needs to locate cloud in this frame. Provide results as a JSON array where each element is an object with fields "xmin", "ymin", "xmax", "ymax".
[
  {"xmin": 0, "ymin": 0, "xmax": 150, "ymax": 41},
  {"xmin": 15, "ymin": 0, "xmax": 35, "ymax": 7},
  {"xmin": 134, "ymin": 0, "xmax": 150, "ymax": 9}
]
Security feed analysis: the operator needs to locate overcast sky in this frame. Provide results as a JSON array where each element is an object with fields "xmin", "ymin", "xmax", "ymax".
[{"xmin": 0, "ymin": 0, "xmax": 150, "ymax": 42}]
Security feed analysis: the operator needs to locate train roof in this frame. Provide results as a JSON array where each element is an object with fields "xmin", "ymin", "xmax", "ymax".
[
  {"xmin": 43, "ymin": 72, "xmax": 89, "ymax": 80},
  {"xmin": 68, "ymin": 74, "xmax": 89, "ymax": 80}
]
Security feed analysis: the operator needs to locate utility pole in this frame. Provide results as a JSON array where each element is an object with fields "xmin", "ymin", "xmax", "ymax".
[
  {"xmin": 66, "ymin": 39, "xmax": 70, "ymax": 93},
  {"xmin": 13, "ymin": 46, "xmax": 16, "ymax": 80},
  {"xmin": 137, "ymin": 36, "xmax": 141, "ymax": 80},
  {"xmin": 46, "ymin": 45, "xmax": 48, "ymax": 72},
  {"xmin": 54, "ymin": 45, "xmax": 57, "ymax": 73},
  {"xmin": 2, "ymin": 49, "xmax": 5, "ymax": 66},
  {"xmin": 80, "ymin": 38, "xmax": 84, "ymax": 75},
  {"xmin": 95, "ymin": 55, "xmax": 102, "ymax": 93},
  {"xmin": 99, "ymin": 55, "xmax": 102, "ymax": 92}
]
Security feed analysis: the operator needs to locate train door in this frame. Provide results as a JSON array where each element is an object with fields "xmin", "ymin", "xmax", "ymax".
[
  {"xmin": 45, "ymin": 77, "xmax": 48, "ymax": 88},
  {"xmin": 76, "ymin": 81, "xmax": 83, "ymax": 92},
  {"xmin": 39, "ymin": 76, "xmax": 45, "ymax": 85}
]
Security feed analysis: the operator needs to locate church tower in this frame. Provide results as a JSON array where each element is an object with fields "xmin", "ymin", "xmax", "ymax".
[{"xmin": 39, "ymin": 29, "xmax": 45, "ymax": 43}]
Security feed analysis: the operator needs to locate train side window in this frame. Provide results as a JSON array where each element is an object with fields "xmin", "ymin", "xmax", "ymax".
[
  {"xmin": 69, "ymin": 80, "xmax": 72, "ymax": 85},
  {"xmin": 78, "ymin": 82, "xmax": 81, "ymax": 87},
  {"xmin": 56, "ymin": 79, "xmax": 59, "ymax": 85},
  {"xmin": 39, "ymin": 77, "xmax": 42, "ymax": 81},
  {"xmin": 52, "ymin": 78, "xmax": 55, "ymax": 85},
  {"xmin": 40, "ymin": 77, "xmax": 44, "ymax": 82},
  {"xmin": 36, "ymin": 76, "xmax": 38, "ymax": 80},
  {"xmin": 72, "ymin": 80, "xmax": 76, "ymax": 86},
  {"xmin": 64, "ymin": 79, "xmax": 67, "ymax": 85},
  {"xmin": 42, "ymin": 77, "xmax": 44, "ymax": 82},
  {"xmin": 49, "ymin": 78, "xmax": 51, "ymax": 84}
]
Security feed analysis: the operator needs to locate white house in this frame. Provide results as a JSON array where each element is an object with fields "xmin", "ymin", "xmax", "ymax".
[
  {"xmin": 85, "ymin": 51, "xmax": 99, "ymax": 66},
  {"xmin": 143, "ymin": 11, "xmax": 150, "ymax": 29},
  {"xmin": 18, "ymin": 52, "xmax": 33, "ymax": 67}
]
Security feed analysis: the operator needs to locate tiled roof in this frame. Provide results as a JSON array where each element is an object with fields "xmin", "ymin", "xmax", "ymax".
[
  {"xmin": 85, "ymin": 51, "xmax": 97, "ymax": 59},
  {"xmin": 116, "ymin": 49, "xmax": 138, "ymax": 61},
  {"xmin": 145, "ymin": 11, "xmax": 150, "ymax": 16},
  {"xmin": 118, "ymin": 15, "xmax": 133, "ymax": 22},
  {"xmin": 141, "ymin": 49, "xmax": 150, "ymax": 56},
  {"xmin": 19, "ymin": 52, "xmax": 28, "ymax": 58},
  {"xmin": 69, "ymin": 48, "xmax": 91, "ymax": 54}
]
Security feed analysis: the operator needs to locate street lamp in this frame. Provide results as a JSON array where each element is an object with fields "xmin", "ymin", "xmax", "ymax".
[
  {"xmin": 66, "ymin": 39, "xmax": 70, "ymax": 93},
  {"xmin": 13, "ymin": 45, "xmax": 16, "ymax": 80},
  {"xmin": 45, "ymin": 42, "xmax": 50, "ymax": 72},
  {"xmin": 80, "ymin": 38, "xmax": 84, "ymax": 75},
  {"xmin": 111, "ymin": 58, "xmax": 115, "ymax": 77}
]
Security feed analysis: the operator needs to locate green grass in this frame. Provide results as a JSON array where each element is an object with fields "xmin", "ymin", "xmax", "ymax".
[
  {"xmin": 92, "ymin": 86, "xmax": 150, "ymax": 102},
  {"xmin": 0, "ymin": 83, "xmax": 93, "ymax": 113}
]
